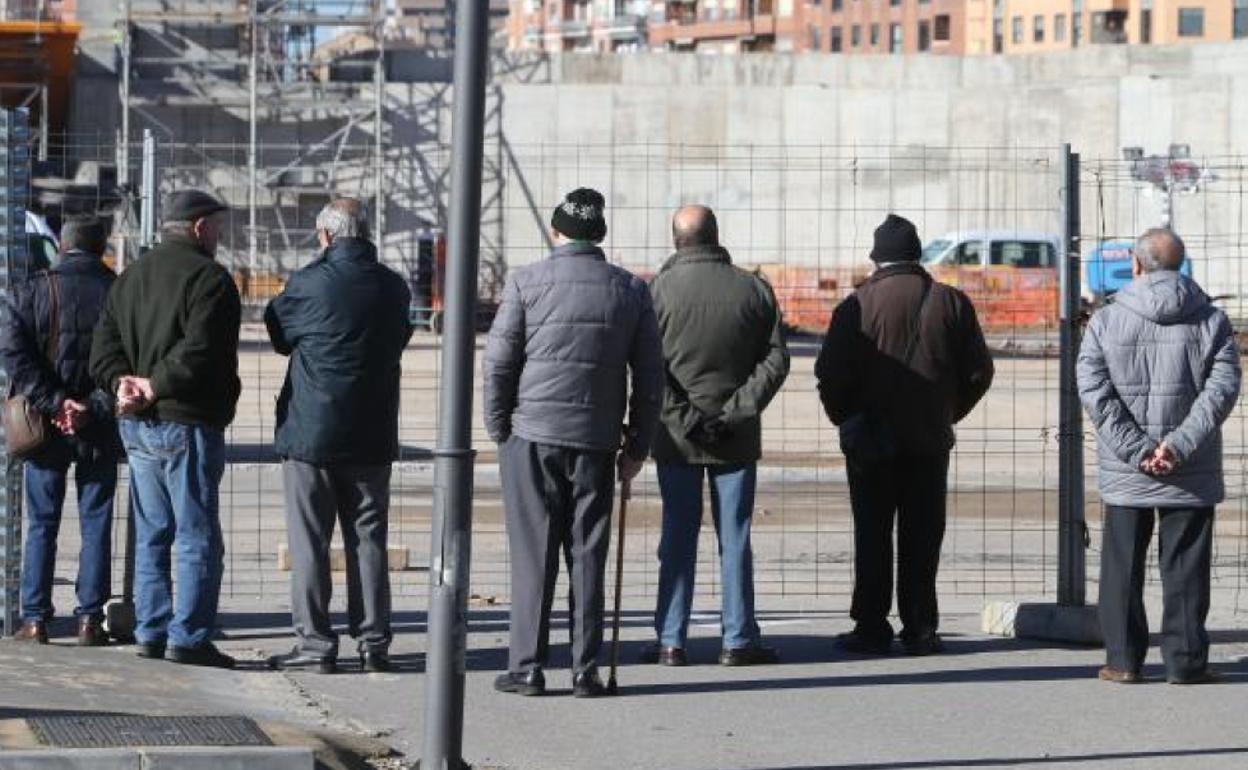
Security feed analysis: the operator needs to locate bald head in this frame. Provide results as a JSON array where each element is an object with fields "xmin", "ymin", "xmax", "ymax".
[
  {"xmin": 1134, "ymin": 228, "xmax": 1186, "ymax": 274},
  {"xmin": 672, "ymin": 205, "xmax": 719, "ymax": 250}
]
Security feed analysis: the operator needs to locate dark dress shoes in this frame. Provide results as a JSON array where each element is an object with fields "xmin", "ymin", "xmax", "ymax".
[
  {"xmin": 13, "ymin": 620, "xmax": 47, "ymax": 644},
  {"xmin": 77, "ymin": 616, "xmax": 109, "ymax": 647},
  {"xmin": 639, "ymin": 644, "xmax": 688, "ymax": 667},
  {"xmin": 572, "ymin": 668, "xmax": 607, "ymax": 698},
  {"xmin": 360, "ymin": 650, "xmax": 392, "ymax": 673},
  {"xmin": 1168, "ymin": 668, "xmax": 1220, "ymax": 685},
  {"xmin": 720, "ymin": 644, "xmax": 780, "ymax": 666},
  {"xmin": 168, "ymin": 642, "xmax": 236, "ymax": 670},
  {"xmin": 900, "ymin": 632, "xmax": 944, "ymax": 657},
  {"xmin": 836, "ymin": 629, "xmax": 894, "ymax": 656},
  {"xmin": 493, "ymin": 667, "xmax": 545, "ymax": 696},
  {"xmin": 135, "ymin": 641, "xmax": 166, "ymax": 660},
  {"xmin": 268, "ymin": 648, "xmax": 337, "ymax": 674}
]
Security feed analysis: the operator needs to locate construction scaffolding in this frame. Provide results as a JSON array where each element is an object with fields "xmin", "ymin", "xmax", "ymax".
[{"xmin": 117, "ymin": 0, "xmax": 386, "ymax": 278}]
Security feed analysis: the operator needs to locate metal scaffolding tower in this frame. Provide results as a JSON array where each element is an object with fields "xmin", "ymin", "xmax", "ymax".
[{"xmin": 117, "ymin": 0, "xmax": 388, "ymax": 281}]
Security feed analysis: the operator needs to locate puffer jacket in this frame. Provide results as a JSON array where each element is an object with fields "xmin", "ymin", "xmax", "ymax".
[
  {"xmin": 482, "ymin": 241, "xmax": 664, "ymax": 460},
  {"xmin": 649, "ymin": 245, "xmax": 790, "ymax": 465},
  {"xmin": 0, "ymin": 252, "xmax": 122, "ymax": 463},
  {"xmin": 1077, "ymin": 271, "xmax": 1241, "ymax": 507}
]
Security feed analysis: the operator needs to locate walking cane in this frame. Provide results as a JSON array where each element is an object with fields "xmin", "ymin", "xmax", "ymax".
[{"xmin": 605, "ymin": 477, "xmax": 631, "ymax": 695}]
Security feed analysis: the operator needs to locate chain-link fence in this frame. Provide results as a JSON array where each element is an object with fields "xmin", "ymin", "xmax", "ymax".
[{"xmin": 18, "ymin": 135, "xmax": 1248, "ymax": 624}]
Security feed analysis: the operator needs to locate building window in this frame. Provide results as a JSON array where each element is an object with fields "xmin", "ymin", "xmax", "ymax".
[
  {"xmin": 1236, "ymin": 0, "xmax": 1248, "ymax": 38},
  {"xmin": 1033, "ymin": 14, "xmax": 1043, "ymax": 42},
  {"xmin": 870, "ymin": 23, "xmax": 880, "ymax": 46},
  {"xmin": 993, "ymin": 18, "xmax": 1003, "ymax": 52},
  {"xmin": 890, "ymin": 22, "xmax": 902, "ymax": 52},
  {"xmin": 1054, "ymin": 13, "xmax": 1065, "ymax": 42},
  {"xmin": 1090, "ymin": 10, "xmax": 1128, "ymax": 42},
  {"xmin": 1012, "ymin": 15, "xmax": 1022, "ymax": 43},
  {"xmin": 891, "ymin": 0, "xmax": 900, "ymax": 6},
  {"xmin": 1178, "ymin": 8, "xmax": 1204, "ymax": 37},
  {"xmin": 1072, "ymin": 11, "xmax": 1082, "ymax": 45},
  {"xmin": 810, "ymin": 25, "xmax": 822, "ymax": 49},
  {"xmin": 832, "ymin": 0, "xmax": 842, "ymax": 9},
  {"xmin": 1140, "ymin": 9, "xmax": 1151, "ymax": 42},
  {"xmin": 831, "ymin": 25, "xmax": 843, "ymax": 51},
  {"xmin": 851, "ymin": 24, "xmax": 861, "ymax": 47},
  {"xmin": 917, "ymin": 19, "xmax": 930, "ymax": 50}
]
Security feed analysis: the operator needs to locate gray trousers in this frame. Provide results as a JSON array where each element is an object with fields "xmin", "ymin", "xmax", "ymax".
[
  {"xmin": 1099, "ymin": 505, "xmax": 1214, "ymax": 678},
  {"xmin": 283, "ymin": 460, "xmax": 393, "ymax": 657},
  {"xmin": 501, "ymin": 436, "xmax": 615, "ymax": 675}
]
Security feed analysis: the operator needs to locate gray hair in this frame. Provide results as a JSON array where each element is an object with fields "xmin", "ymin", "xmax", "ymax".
[
  {"xmin": 1135, "ymin": 228, "xmax": 1186, "ymax": 273},
  {"xmin": 61, "ymin": 217, "xmax": 108, "ymax": 255},
  {"xmin": 316, "ymin": 198, "xmax": 371, "ymax": 241}
]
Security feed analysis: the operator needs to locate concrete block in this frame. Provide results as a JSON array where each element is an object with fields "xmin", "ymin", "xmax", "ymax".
[
  {"xmin": 982, "ymin": 601, "xmax": 1103, "ymax": 646},
  {"xmin": 0, "ymin": 749, "xmax": 140, "ymax": 770},
  {"xmin": 277, "ymin": 545, "xmax": 409, "ymax": 572},
  {"xmin": 139, "ymin": 747, "xmax": 314, "ymax": 770}
]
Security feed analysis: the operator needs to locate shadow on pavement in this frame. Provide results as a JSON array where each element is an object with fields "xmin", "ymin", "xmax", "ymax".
[{"xmin": 734, "ymin": 746, "xmax": 1248, "ymax": 769}]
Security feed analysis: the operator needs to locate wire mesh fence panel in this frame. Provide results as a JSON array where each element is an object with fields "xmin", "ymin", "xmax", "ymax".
[{"xmin": 27, "ymin": 136, "xmax": 1248, "ymax": 623}]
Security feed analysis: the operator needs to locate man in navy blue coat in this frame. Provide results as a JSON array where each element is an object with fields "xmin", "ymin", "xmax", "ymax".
[{"xmin": 264, "ymin": 198, "xmax": 413, "ymax": 674}]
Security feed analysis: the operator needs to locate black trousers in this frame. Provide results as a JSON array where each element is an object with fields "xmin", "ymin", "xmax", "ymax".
[
  {"xmin": 501, "ymin": 436, "xmax": 615, "ymax": 675},
  {"xmin": 846, "ymin": 453, "xmax": 949, "ymax": 640},
  {"xmin": 1098, "ymin": 505, "xmax": 1214, "ymax": 677}
]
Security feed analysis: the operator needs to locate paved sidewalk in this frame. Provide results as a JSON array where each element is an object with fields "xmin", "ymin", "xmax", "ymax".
[{"xmin": 2, "ymin": 596, "xmax": 1246, "ymax": 770}]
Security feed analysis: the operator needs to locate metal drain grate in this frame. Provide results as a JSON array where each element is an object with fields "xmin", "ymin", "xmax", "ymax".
[{"xmin": 27, "ymin": 715, "xmax": 272, "ymax": 748}]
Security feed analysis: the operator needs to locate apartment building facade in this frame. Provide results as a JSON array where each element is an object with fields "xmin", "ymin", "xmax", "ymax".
[{"xmin": 509, "ymin": 0, "xmax": 1248, "ymax": 53}]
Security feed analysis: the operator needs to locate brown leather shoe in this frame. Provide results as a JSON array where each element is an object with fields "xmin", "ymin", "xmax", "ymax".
[
  {"xmin": 1098, "ymin": 666, "xmax": 1142, "ymax": 684},
  {"xmin": 639, "ymin": 644, "xmax": 688, "ymax": 667},
  {"xmin": 13, "ymin": 620, "xmax": 48, "ymax": 644},
  {"xmin": 77, "ymin": 616, "xmax": 109, "ymax": 647}
]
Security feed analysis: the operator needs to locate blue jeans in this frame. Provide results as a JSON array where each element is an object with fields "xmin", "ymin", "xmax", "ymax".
[
  {"xmin": 119, "ymin": 419, "xmax": 225, "ymax": 649},
  {"xmin": 655, "ymin": 462, "xmax": 760, "ymax": 650},
  {"xmin": 21, "ymin": 440, "xmax": 117, "ymax": 621}
]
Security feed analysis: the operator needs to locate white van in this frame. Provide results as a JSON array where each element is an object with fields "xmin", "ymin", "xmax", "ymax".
[{"xmin": 920, "ymin": 230, "xmax": 1061, "ymax": 270}]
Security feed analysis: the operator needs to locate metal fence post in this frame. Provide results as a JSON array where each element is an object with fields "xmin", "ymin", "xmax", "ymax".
[
  {"xmin": 421, "ymin": 0, "xmax": 489, "ymax": 766},
  {"xmin": 1058, "ymin": 143, "xmax": 1087, "ymax": 607},
  {"xmin": 0, "ymin": 108, "xmax": 30, "ymax": 636},
  {"xmin": 139, "ymin": 128, "xmax": 157, "ymax": 249}
]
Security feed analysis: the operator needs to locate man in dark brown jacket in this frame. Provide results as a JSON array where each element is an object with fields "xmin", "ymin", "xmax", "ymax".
[{"xmin": 815, "ymin": 214, "xmax": 993, "ymax": 656}]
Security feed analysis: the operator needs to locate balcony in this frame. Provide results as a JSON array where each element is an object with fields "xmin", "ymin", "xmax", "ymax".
[{"xmin": 596, "ymin": 13, "xmax": 646, "ymax": 39}]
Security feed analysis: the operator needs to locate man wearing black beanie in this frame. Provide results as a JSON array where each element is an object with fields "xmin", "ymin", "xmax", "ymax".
[
  {"xmin": 484, "ymin": 187, "xmax": 663, "ymax": 697},
  {"xmin": 815, "ymin": 213, "xmax": 994, "ymax": 656}
]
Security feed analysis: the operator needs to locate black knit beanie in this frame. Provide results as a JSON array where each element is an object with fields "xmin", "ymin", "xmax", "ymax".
[
  {"xmin": 551, "ymin": 187, "xmax": 607, "ymax": 243},
  {"xmin": 870, "ymin": 213, "xmax": 922, "ymax": 263}
]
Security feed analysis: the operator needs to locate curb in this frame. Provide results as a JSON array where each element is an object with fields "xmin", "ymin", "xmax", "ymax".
[{"xmin": 0, "ymin": 746, "xmax": 314, "ymax": 770}]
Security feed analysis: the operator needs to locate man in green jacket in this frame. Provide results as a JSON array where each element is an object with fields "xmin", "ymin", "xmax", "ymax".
[
  {"xmin": 91, "ymin": 190, "xmax": 241, "ymax": 669},
  {"xmin": 643, "ymin": 205, "xmax": 790, "ymax": 667}
]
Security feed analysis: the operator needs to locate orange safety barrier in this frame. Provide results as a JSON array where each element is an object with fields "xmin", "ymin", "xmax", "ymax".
[
  {"xmin": 233, "ymin": 270, "xmax": 287, "ymax": 301},
  {"xmin": 755, "ymin": 264, "xmax": 1059, "ymax": 334}
]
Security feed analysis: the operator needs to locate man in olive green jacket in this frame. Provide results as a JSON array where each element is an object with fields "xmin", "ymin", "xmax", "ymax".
[{"xmin": 643, "ymin": 205, "xmax": 790, "ymax": 667}]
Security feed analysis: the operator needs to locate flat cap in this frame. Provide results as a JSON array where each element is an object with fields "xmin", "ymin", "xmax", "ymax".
[{"xmin": 164, "ymin": 189, "xmax": 228, "ymax": 223}]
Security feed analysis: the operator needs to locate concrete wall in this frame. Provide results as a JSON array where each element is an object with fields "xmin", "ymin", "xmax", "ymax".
[{"xmin": 489, "ymin": 44, "xmax": 1248, "ymax": 299}]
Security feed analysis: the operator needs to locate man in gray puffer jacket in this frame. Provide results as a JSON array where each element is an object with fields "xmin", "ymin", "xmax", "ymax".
[
  {"xmin": 484, "ymin": 187, "xmax": 664, "ymax": 698},
  {"xmin": 1078, "ymin": 228, "xmax": 1240, "ymax": 685}
]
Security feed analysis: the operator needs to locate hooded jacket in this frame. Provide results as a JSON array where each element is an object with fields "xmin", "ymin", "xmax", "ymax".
[{"xmin": 1077, "ymin": 271, "xmax": 1241, "ymax": 507}]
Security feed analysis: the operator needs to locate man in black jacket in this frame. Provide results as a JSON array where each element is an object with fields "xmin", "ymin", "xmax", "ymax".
[
  {"xmin": 0, "ymin": 217, "xmax": 121, "ymax": 646},
  {"xmin": 815, "ymin": 214, "xmax": 993, "ymax": 656},
  {"xmin": 264, "ymin": 198, "xmax": 412, "ymax": 674},
  {"xmin": 90, "ymin": 190, "xmax": 241, "ymax": 669}
]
